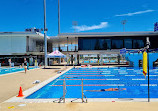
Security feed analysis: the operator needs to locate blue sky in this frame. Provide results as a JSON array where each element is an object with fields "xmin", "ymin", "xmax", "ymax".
[{"xmin": 0, "ymin": 0, "xmax": 158, "ymax": 36}]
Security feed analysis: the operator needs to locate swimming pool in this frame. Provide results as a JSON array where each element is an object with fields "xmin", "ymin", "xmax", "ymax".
[
  {"xmin": 0, "ymin": 67, "xmax": 38, "ymax": 76},
  {"xmin": 26, "ymin": 67, "xmax": 158, "ymax": 99}
]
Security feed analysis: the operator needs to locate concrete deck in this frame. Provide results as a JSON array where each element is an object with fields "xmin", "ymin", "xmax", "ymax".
[{"xmin": 1, "ymin": 102, "xmax": 158, "ymax": 111}]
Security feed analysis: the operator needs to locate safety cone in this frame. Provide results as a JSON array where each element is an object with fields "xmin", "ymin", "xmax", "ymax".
[{"xmin": 17, "ymin": 87, "xmax": 24, "ymax": 97}]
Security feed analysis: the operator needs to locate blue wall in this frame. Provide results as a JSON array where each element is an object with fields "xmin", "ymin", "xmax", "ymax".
[{"xmin": 125, "ymin": 53, "xmax": 158, "ymax": 68}]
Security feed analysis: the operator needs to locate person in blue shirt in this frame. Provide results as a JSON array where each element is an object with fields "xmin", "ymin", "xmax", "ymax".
[{"xmin": 27, "ymin": 62, "xmax": 29, "ymax": 70}]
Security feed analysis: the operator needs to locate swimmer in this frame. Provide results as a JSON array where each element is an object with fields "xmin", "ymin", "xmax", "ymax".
[{"xmin": 85, "ymin": 88, "xmax": 126, "ymax": 92}]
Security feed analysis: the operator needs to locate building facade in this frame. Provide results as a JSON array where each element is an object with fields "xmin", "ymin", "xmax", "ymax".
[
  {"xmin": 56, "ymin": 32, "xmax": 158, "ymax": 67},
  {"xmin": 0, "ymin": 31, "xmax": 158, "ymax": 67}
]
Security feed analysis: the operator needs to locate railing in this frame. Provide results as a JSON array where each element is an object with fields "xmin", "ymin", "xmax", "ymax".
[
  {"xmin": 53, "ymin": 79, "xmax": 66, "ymax": 103},
  {"xmin": 71, "ymin": 79, "xmax": 88, "ymax": 103},
  {"xmin": 53, "ymin": 79, "xmax": 87, "ymax": 103}
]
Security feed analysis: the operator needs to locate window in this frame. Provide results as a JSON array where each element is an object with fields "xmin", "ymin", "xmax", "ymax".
[
  {"xmin": 105, "ymin": 39, "xmax": 111, "ymax": 49},
  {"xmin": 133, "ymin": 39, "xmax": 144, "ymax": 49},
  {"xmin": 112, "ymin": 39, "xmax": 123, "ymax": 49},
  {"xmin": 82, "ymin": 39, "xmax": 91, "ymax": 50},
  {"xmin": 124, "ymin": 39, "xmax": 132, "ymax": 49},
  {"xmin": 149, "ymin": 36, "xmax": 158, "ymax": 49},
  {"xmin": 78, "ymin": 37, "xmax": 146, "ymax": 50}
]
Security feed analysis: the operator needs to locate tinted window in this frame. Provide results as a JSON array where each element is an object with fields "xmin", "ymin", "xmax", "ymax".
[
  {"xmin": 133, "ymin": 39, "xmax": 144, "ymax": 49},
  {"xmin": 124, "ymin": 39, "xmax": 132, "ymax": 49},
  {"xmin": 82, "ymin": 39, "xmax": 91, "ymax": 50},
  {"xmin": 112, "ymin": 39, "xmax": 123, "ymax": 49}
]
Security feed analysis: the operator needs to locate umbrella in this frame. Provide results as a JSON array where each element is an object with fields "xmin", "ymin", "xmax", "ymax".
[{"xmin": 47, "ymin": 50, "xmax": 66, "ymax": 58}]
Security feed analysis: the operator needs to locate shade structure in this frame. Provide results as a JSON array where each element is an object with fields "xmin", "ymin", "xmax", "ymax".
[{"xmin": 47, "ymin": 50, "xmax": 66, "ymax": 58}]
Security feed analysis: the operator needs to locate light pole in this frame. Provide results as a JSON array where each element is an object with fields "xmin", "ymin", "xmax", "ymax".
[
  {"xmin": 146, "ymin": 37, "xmax": 150, "ymax": 102},
  {"xmin": 44, "ymin": 0, "xmax": 47, "ymax": 67},
  {"xmin": 72, "ymin": 21, "xmax": 78, "ymax": 33},
  {"xmin": 121, "ymin": 20, "xmax": 127, "ymax": 32},
  {"xmin": 58, "ymin": 0, "xmax": 60, "ymax": 34}
]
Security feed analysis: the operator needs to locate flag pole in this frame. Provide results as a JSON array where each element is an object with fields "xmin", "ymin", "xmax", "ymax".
[
  {"xmin": 147, "ymin": 48, "xmax": 150, "ymax": 102},
  {"xmin": 146, "ymin": 37, "xmax": 150, "ymax": 102}
]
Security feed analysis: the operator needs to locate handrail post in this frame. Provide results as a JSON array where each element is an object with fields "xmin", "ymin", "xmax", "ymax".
[
  {"xmin": 63, "ymin": 79, "xmax": 66, "ymax": 103},
  {"xmin": 82, "ymin": 79, "xmax": 83, "ymax": 103}
]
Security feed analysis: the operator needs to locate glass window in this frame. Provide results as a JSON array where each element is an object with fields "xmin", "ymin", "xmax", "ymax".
[
  {"xmin": 133, "ymin": 39, "xmax": 144, "ymax": 49},
  {"xmin": 112, "ymin": 39, "xmax": 123, "ymax": 49},
  {"xmin": 150, "ymin": 36, "xmax": 158, "ymax": 49},
  {"xmin": 124, "ymin": 39, "xmax": 132, "ymax": 49},
  {"xmin": 94, "ymin": 39, "xmax": 100, "ymax": 50},
  {"xmin": 91, "ymin": 39, "xmax": 97, "ymax": 50},
  {"xmin": 99, "ymin": 39, "xmax": 104, "ymax": 50},
  {"xmin": 105, "ymin": 39, "xmax": 111, "ymax": 49},
  {"xmin": 79, "ymin": 37, "xmax": 146, "ymax": 50},
  {"xmin": 82, "ymin": 39, "xmax": 91, "ymax": 50},
  {"xmin": 78, "ymin": 38, "xmax": 83, "ymax": 50}
]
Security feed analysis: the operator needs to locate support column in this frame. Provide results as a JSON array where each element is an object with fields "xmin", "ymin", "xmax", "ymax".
[
  {"xmin": 74, "ymin": 54, "xmax": 77, "ymax": 65},
  {"xmin": 52, "ymin": 42, "xmax": 53, "ymax": 51},
  {"xmin": 97, "ymin": 54, "xmax": 100, "ymax": 65},
  {"xmin": 59, "ymin": 58, "xmax": 61, "ymax": 64},
  {"xmin": 67, "ymin": 37, "xmax": 68, "ymax": 51},
  {"xmin": 71, "ymin": 55, "xmax": 73, "ymax": 65},
  {"xmin": 77, "ymin": 54, "xmax": 80, "ymax": 65},
  {"xmin": 75, "ymin": 37, "xmax": 77, "ymax": 52},
  {"xmin": 58, "ymin": 43, "xmax": 60, "ymax": 51},
  {"xmin": 67, "ymin": 54, "xmax": 69, "ymax": 65},
  {"xmin": 26, "ymin": 36, "xmax": 29, "ymax": 52},
  {"xmin": 118, "ymin": 54, "xmax": 121, "ymax": 64},
  {"xmin": 100, "ymin": 54, "xmax": 103, "ymax": 65},
  {"xmin": 71, "ymin": 42, "xmax": 72, "ymax": 51}
]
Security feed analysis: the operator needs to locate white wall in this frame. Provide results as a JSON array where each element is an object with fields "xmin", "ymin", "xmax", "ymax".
[{"xmin": 0, "ymin": 36, "xmax": 26, "ymax": 55}]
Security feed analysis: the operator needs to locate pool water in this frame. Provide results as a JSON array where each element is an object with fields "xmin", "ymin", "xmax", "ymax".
[
  {"xmin": 0, "ymin": 67, "xmax": 37, "ymax": 76},
  {"xmin": 26, "ymin": 67, "xmax": 158, "ymax": 99}
]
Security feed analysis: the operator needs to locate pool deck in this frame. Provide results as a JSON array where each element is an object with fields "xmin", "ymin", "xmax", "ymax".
[
  {"xmin": 0, "ymin": 66, "xmax": 70, "ymax": 103},
  {"xmin": 1, "ymin": 66, "xmax": 158, "ymax": 111},
  {"xmin": 1, "ymin": 101, "xmax": 158, "ymax": 111}
]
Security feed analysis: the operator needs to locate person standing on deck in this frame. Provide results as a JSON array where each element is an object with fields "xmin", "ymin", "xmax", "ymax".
[
  {"xmin": 8, "ymin": 59, "xmax": 11, "ymax": 67},
  {"xmin": 24, "ymin": 58, "xmax": 27, "ymax": 73}
]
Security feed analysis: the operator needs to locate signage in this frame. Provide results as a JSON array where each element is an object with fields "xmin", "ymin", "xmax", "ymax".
[
  {"xmin": 154, "ymin": 22, "xmax": 158, "ymax": 32},
  {"xmin": 120, "ymin": 48, "xmax": 126, "ymax": 55}
]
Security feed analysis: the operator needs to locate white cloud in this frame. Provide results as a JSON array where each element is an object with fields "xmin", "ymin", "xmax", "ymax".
[
  {"xmin": 73, "ymin": 22, "xmax": 108, "ymax": 32},
  {"xmin": 115, "ymin": 9, "xmax": 155, "ymax": 17}
]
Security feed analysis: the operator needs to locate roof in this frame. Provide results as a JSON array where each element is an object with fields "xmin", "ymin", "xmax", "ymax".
[
  {"xmin": 58, "ymin": 31, "xmax": 158, "ymax": 38},
  {"xmin": 0, "ymin": 32, "xmax": 44, "ymax": 37}
]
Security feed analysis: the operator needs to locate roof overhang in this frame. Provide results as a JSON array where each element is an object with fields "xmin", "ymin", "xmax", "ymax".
[
  {"xmin": 58, "ymin": 31, "xmax": 158, "ymax": 38},
  {"xmin": 0, "ymin": 32, "xmax": 45, "ymax": 37}
]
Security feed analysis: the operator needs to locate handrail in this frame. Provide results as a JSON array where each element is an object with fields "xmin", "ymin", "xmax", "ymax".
[
  {"xmin": 53, "ymin": 79, "xmax": 66, "ymax": 103},
  {"xmin": 53, "ymin": 78, "xmax": 87, "ymax": 103},
  {"xmin": 71, "ymin": 79, "xmax": 88, "ymax": 103}
]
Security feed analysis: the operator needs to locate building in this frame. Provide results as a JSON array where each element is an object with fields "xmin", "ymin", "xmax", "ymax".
[
  {"xmin": 0, "ymin": 31, "xmax": 158, "ymax": 67},
  {"xmin": 54, "ymin": 31, "xmax": 158, "ymax": 67},
  {"xmin": 0, "ymin": 31, "xmax": 52, "ymax": 66}
]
